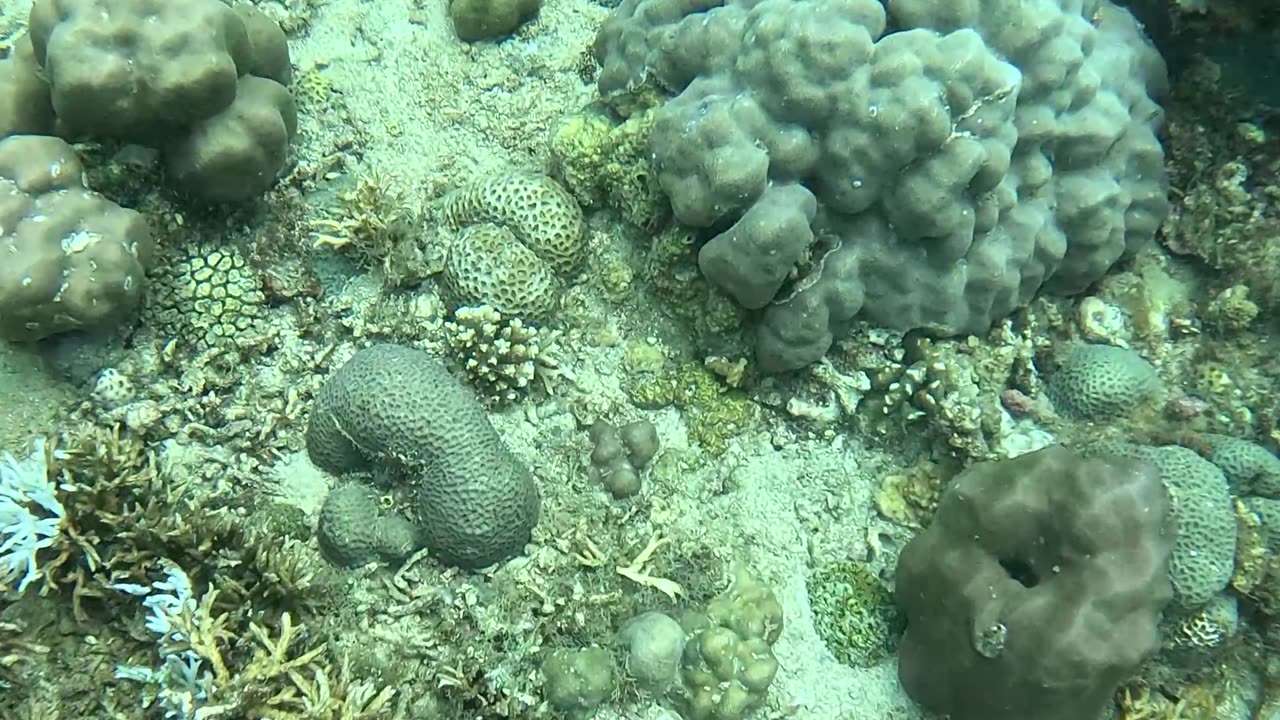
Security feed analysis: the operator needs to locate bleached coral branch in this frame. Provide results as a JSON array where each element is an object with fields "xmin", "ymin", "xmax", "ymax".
[
  {"xmin": 113, "ymin": 562, "xmax": 224, "ymax": 720},
  {"xmin": 0, "ymin": 438, "xmax": 64, "ymax": 594}
]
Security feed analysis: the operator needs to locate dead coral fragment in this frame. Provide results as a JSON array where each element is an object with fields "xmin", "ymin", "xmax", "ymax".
[{"xmin": 312, "ymin": 173, "xmax": 431, "ymax": 287}]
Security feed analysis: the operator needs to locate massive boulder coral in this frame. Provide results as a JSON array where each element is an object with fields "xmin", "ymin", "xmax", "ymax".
[
  {"xmin": 23, "ymin": 0, "xmax": 296, "ymax": 201},
  {"xmin": 0, "ymin": 135, "xmax": 153, "ymax": 341},
  {"xmin": 0, "ymin": 37, "xmax": 55, "ymax": 138},
  {"xmin": 895, "ymin": 446, "xmax": 1175, "ymax": 720},
  {"xmin": 594, "ymin": 0, "xmax": 1169, "ymax": 371},
  {"xmin": 305, "ymin": 344, "xmax": 540, "ymax": 569}
]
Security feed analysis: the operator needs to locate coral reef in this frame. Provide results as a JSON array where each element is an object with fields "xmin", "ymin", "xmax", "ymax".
[
  {"xmin": 26, "ymin": 0, "xmax": 297, "ymax": 201},
  {"xmin": 808, "ymin": 560, "xmax": 902, "ymax": 669},
  {"xmin": 594, "ymin": 0, "xmax": 1169, "ymax": 371},
  {"xmin": 443, "ymin": 173, "xmax": 587, "ymax": 276},
  {"xmin": 316, "ymin": 483, "xmax": 421, "ymax": 567},
  {"xmin": 449, "ymin": 0, "xmax": 542, "ymax": 41},
  {"xmin": 9, "ymin": 0, "xmax": 1280, "ymax": 719},
  {"xmin": 1087, "ymin": 442, "xmax": 1236, "ymax": 609},
  {"xmin": 587, "ymin": 417, "xmax": 659, "ymax": 499},
  {"xmin": 676, "ymin": 565, "xmax": 783, "ymax": 720},
  {"xmin": 142, "ymin": 240, "xmax": 271, "ymax": 354},
  {"xmin": 443, "ymin": 224, "xmax": 564, "ymax": 321},
  {"xmin": 1047, "ymin": 343, "xmax": 1163, "ymax": 419},
  {"xmin": 443, "ymin": 304, "xmax": 560, "ymax": 406}
]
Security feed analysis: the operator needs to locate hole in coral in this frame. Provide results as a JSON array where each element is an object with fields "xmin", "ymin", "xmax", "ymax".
[{"xmin": 1000, "ymin": 557, "xmax": 1039, "ymax": 588}]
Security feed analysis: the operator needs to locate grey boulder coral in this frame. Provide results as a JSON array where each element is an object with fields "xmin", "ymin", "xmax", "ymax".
[
  {"xmin": 594, "ymin": 0, "xmax": 1168, "ymax": 371},
  {"xmin": 316, "ymin": 483, "xmax": 421, "ymax": 567},
  {"xmin": 895, "ymin": 445, "xmax": 1174, "ymax": 720},
  {"xmin": 0, "ymin": 135, "xmax": 153, "ymax": 340},
  {"xmin": 305, "ymin": 344, "xmax": 539, "ymax": 569}
]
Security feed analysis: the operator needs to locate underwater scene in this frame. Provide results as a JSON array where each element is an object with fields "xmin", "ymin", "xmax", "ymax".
[{"xmin": 1, "ymin": 0, "xmax": 1279, "ymax": 719}]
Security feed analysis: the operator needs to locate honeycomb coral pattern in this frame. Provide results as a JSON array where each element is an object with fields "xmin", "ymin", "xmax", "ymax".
[
  {"xmin": 442, "ymin": 224, "xmax": 562, "ymax": 321},
  {"xmin": 1091, "ymin": 442, "xmax": 1236, "ymax": 609},
  {"xmin": 443, "ymin": 173, "xmax": 586, "ymax": 275},
  {"xmin": 1048, "ymin": 344, "xmax": 1161, "ymax": 419},
  {"xmin": 143, "ymin": 242, "xmax": 268, "ymax": 352},
  {"xmin": 0, "ymin": 135, "xmax": 153, "ymax": 340},
  {"xmin": 305, "ymin": 344, "xmax": 539, "ymax": 569},
  {"xmin": 316, "ymin": 483, "xmax": 421, "ymax": 567}
]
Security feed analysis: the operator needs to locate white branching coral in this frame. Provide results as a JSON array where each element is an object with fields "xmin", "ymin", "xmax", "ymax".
[
  {"xmin": 113, "ymin": 562, "xmax": 222, "ymax": 720},
  {"xmin": 443, "ymin": 303, "xmax": 560, "ymax": 405},
  {"xmin": 113, "ymin": 563, "xmax": 398, "ymax": 719},
  {"xmin": 0, "ymin": 439, "xmax": 64, "ymax": 594}
]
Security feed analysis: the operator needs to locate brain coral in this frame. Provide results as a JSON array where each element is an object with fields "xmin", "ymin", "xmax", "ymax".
[
  {"xmin": 305, "ymin": 344, "xmax": 540, "ymax": 569},
  {"xmin": 594, "ymin": 0, "xmax": 1169, "ymax": 371},
  {"xmin": 444, "ymin": 173, "xmax": 587, "ymax": 275},
  {"xmin": 442, "ymin": 224, "xmax": 562, "ymax": 321},
  {"xmin": 1047, "ymin": 344, "xmax": 1161, "ymax": 419},
  {"xmin": 1088, "ymin": 442, "xmax": 1236, "ymax": 609}
]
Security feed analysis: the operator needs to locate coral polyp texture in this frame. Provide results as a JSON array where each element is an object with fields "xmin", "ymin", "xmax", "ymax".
[
  {"xmin": 443, "ymin": 173, "xmax": 587, "ymax": 276},
  {"xmin": 1047, "ymin": 343, "xmax": 1162, "ymax": 419},
  {"xmin": 0, "ymin": 37, "xmax": 55, "ymax": 138},
  {"xmin": 441, "ymin": 173, "xmax": 587, "ymax": 320},
  {"xmin": 0, "ymin": 135, "xmax": 153, "ymax": 341},
  {"xmin": 895, "ymin": 446, "xmax": 1174, "ymax": 720},
  {"xmin": 305, "ymin": 344, "xmax": 539, "ymax": 569},
  {"xmin": 22, "ymin": 0, "xmax": 296, "ymax": 201},
  {"xmin": 594, "ymin": 0, "xmax": 1169, "ymax": 370}
]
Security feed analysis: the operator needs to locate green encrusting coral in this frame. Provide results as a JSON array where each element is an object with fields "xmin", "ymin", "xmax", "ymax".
[
  {"xmin": 808, "ymin": 561, "xmax": 904, "ymax": 668},
  {"xmin": 626, "ymin": 362, "xmax": 756, "ymax": 455}
]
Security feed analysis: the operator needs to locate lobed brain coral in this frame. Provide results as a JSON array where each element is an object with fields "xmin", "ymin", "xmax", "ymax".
[
  {"xmin": 1047, "ymin": 343, "xmax": 1161, "ymax": 419},
  {"xmin": 442, "ymin": 224, "xmax": 562, "ymax": 321},
  {"xmin": 441, "ymin": 173, "xmax": 587, "ymax": 320},
  {"xmin": 1088, "ymin": 442, "xmax": 1236, "ymax": 609},
  {"xmin": 444, "ymin": 173, "xmax": 587, "ymax": 275},
  {"xmin": 316, "ymin": 483, "xmax": 421, "ymax": 567},
  {"xmin": 305, "ymin": 344, "xmax": 539, "ymax": 569},
  {"xmin": 593, "ymin": 0, "xmax": 1169, "ymax": 371}
]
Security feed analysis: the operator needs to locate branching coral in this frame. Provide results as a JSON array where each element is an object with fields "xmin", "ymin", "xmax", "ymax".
[
  {"xmin": 116, "ymin": 563, "xmax": 397, "ymax": 719},
  {"xmin": 443, "ymin": 304, "xmax": 562, "ymax": 405},
  {"xmin": 0, "ymin": 421, "xmax": 392, "ymax": 719}
]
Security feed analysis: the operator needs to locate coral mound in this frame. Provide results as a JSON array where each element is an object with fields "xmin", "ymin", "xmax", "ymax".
[{"xmin": 305, "ymin": 344, "xmax": 539, "ymax": 569}]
